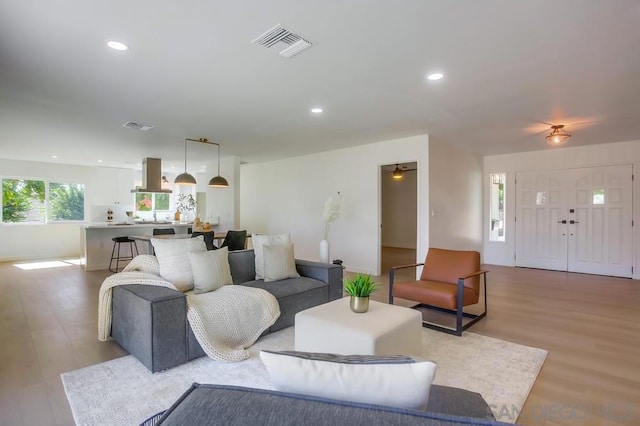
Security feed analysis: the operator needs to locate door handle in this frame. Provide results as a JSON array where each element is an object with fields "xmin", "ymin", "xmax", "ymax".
[
  {"xmin": 557, "ymin": 220, "xmax": 567, "ymax": 224},
  {"xmin": 570, "ymin": 220, "xmax": 579, "ymax": 224}
]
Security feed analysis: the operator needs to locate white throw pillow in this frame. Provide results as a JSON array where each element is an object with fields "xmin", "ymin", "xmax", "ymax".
[
  {"xmin": 252, "ymin": 233, "xmax": 291, "ymax": 279},
  {"xmin": 151, "ymin": 236, "xmax": 206, "ymax": 292},
  {"xmin": 263, "ymin": 243, "xmax": 300, "ymax": 283},
  {"xmin": 188, "ymin": 247, "xmax": 233, "ymax": 294},
  {"xmin": 260, "ymin": 350, "xmax": 437, "ymax": 410}
]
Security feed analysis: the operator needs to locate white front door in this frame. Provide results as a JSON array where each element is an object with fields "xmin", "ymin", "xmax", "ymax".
[
  {"xmin": 516, "ymin": 165, "xmax": 633, "ymax": 278},
  {"xmin": 515, "ymin": 170, "xmax": 568, "ymax": 271},
  {"xmin": 567, "ymin": 165, "xmax": 633, "ymax": 277}
]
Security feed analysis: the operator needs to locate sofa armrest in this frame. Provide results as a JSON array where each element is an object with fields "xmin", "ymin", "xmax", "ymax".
[
  {"xmin": 295, "ymin": 260, "xmax": 344, "ymax": 301},
  {"xmin": 111, "ymin": 284, "xmax": 189, "ymax": 372}
]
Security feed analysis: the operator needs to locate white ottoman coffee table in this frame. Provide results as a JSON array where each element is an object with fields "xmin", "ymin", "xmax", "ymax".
[{"xmin": 295, "ymin": 298, "xmax": 422, "ymax": 356}]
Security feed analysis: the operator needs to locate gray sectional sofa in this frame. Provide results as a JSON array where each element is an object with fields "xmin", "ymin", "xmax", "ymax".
[
  {"xmin": 142, "ymin": 383, "xmax": 509, "ymax": 425},
  {"xmin": 110, "ymin": 249, "xmax": 344, "ymax": 372}
]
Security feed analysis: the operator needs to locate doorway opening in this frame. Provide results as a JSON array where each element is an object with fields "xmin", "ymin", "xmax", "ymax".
[{"xmin": 380, "ymin": 162, "xmax": 417, "ymax": 280}]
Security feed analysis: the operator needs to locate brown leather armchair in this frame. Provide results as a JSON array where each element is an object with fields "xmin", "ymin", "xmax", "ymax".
[{"xmin": 388, "ymin": 248, "xmax": 487, "ymax": 336}]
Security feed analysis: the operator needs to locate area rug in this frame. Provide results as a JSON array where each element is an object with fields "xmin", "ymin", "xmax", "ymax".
[{"xmin": 62, "ymin": 327, "xmax": 547, "ymax": 425}]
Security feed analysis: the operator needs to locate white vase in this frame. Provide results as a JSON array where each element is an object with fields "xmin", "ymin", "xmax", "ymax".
[{"xmin": 319, "ymin": 239, "xmax": 330, "ymax": 263}]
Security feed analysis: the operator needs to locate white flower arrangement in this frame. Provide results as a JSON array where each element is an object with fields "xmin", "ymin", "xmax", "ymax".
[{"xmin": 322, "ymin": 193, "xmax": 341, "ymax": 240}]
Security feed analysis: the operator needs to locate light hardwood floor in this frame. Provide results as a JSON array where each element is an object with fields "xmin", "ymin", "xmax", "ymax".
[{"xmin": 1, "ymin": 250, "xmax": 639, "ymax": 425}]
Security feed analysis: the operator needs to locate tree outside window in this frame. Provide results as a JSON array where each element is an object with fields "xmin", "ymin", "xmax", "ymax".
[
  {"xmin": 135, "ymin": 193, "xmax": 171, "ymax": 211},
  {"xmin": 2, "ymin": 179, "xmax": 84, "ymax": 223},
  {"xmin": 49, "ymin": 183, "xmax": 85, "ymax": 221}
]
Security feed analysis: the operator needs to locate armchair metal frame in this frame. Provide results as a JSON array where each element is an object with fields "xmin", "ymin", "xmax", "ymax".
[{"xmin": 389, "ymin": 262, "xmax": 488, "ymax": 336}]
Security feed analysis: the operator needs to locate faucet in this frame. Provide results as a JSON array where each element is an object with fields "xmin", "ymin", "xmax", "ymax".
[{"xmin": 153, "ymin": 211, "xmax": 157, "ymax": 221}]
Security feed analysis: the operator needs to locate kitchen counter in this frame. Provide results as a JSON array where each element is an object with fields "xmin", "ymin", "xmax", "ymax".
[
  {"xmin": 82, "ymin": 220, "xmax": 218, "ymax": 271},
  {"xmin": 84, "ymin": 221, "xmax": 194, "ymax": 229}
]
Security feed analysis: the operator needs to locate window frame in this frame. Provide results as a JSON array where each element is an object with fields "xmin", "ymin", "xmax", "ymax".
[
  {"xmin": 489, "ymin": 173, "xmax": 506, "ymax": 242},
  {"xmin": 1, "ymin": 176, "xmax": 86, "ymax": 225}
]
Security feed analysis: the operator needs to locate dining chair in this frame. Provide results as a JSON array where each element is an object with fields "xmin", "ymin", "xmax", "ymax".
[
  {"xmin": 221, "ymin": 230, "xmax": 247, "ymax": 251},
  {"xmin": 191, "ymin": 231, "xmax": 217, "ymax": 250},
  {"xmin": 153, "ymin": 228, "xmax": 176, "ymax": 235}
]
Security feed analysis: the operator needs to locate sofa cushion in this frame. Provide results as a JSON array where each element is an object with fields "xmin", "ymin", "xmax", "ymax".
[
  {"xmin": 188, "ymin": 247, "xmax": 233, "ymax": 294},
  {"xmin": 252, "ymin": 233, "xmax": 291, "ymax": 279},
  {"xmin": 147, "ymin": 383, "xmax": 503, "ymax": 426},
  {"xmin": 260, "ymin": 351, "xmax": 437, "ymax": 410},
  {"xmin": 151, "ymin": 236, "xmax": 206, "ymax": 292},
  {"xmin": 263, "ymin": 242, "xmax": 300, "ymax": 282},
  {"xmin": 242, "ymin": 277, "xmax": 327, "ymax": 331}
]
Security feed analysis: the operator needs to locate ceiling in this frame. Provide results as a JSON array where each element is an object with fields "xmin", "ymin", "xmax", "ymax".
[{"xmin": 1, "ymin": 1, "xmax": 640, "ymax": 172}]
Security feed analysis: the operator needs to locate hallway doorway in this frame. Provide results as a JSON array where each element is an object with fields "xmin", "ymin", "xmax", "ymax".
[{"xmin": 380, "ymin": 162, "xmax": 417, "ymax": 277}]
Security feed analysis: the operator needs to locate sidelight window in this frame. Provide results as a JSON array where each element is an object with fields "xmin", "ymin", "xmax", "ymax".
[{"xmin": 489, "ymin": 173, "xmax": 506, "ymax": 242}]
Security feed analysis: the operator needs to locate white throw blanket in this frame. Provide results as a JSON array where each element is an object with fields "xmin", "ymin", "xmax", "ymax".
[{"xmin": 98, "ymin": 255, "xmax": 281, "ymax": 362}]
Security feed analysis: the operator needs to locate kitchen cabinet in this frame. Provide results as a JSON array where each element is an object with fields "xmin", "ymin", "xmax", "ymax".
[{"xmin": 93, "ymin": 167, "xmax": 135, "ymax": 206}]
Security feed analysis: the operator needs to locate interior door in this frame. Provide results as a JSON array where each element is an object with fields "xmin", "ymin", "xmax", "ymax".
[
  {"xmin": 515, "ymin": 170, "xmax": 568, "ymax": 270},
  {"xmin": 516, "ymin": 165, "xmax": 633, "ymax": 278},
  {"xmin": 567, "ymin": 165, "xmax": 633, "ymax": 277}
]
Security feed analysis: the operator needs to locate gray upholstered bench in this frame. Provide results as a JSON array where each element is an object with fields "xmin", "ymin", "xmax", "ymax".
[{"xmin": 141, "ymin": 383, "xmax": 508, "ymax": 425}]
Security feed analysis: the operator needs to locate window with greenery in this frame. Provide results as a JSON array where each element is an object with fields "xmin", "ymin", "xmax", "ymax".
[
  {"xmin": 49, "ymin": 183, "xmax": 85, "ymax": 221},
  {"xmin": 489, "ymin": 173, "xmax": 505, "ymax": 242},
  {"xmin": 2, "ymin": 179, "xmax": 84, "ymax": 223},
  {"xmin": 135, "ymin": 193, "xmax": 171, "ymax": 211}
]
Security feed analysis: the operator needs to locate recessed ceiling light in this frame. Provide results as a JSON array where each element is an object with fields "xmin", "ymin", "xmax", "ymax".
[
  {"xmin": 107, "ymin": 41, "xmax": 130, "ymax": 51},
  {"xmin": 426, "ymin": 73, "xmax": 444, "ymax": 81},
  {"xmin": 311, "ymin": 108, "xmax": 323, "ymax": 114},
  {"xmin": 51, "ymin": 155, "xmax": 58, "ymax": 159},
  {"xmin": 97, "ymin": 160, "xmax": 103, "ymax": 163}
]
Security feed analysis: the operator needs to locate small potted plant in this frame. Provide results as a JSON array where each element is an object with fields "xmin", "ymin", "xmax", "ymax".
[{"xmin": 343, "ymin": 273, "xmax": 377, "ymax": 313}]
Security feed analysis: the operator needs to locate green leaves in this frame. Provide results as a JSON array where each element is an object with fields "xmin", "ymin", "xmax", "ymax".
[{"xmin": 343, "ymin": 273, "xmax": 377, "ymax": 297}]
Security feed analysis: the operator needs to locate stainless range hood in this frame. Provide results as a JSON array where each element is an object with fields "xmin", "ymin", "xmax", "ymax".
[{"xmin": 131, "ymin": 158, "xmax": 172, "ymax": 193}]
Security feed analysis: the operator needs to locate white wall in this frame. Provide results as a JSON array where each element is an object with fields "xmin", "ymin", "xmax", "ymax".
[
  {"xmin": 240, "ymin": 135, "xmax": 430, "ymax": 274},
  {"xmin": 200, "ymin": 156, "xmax": 241, "ymax": 230},
  {"xmin": 483, "ymin": 139, "xmax": 640, "ymax": 279},
  {"xmin": 429, "ymin": 139, "xmax": 483, "ymax": 252},
  {"xmin": 0, "ymin": 159, "xmax": 100, "ymax": 261},
  {"xmin": 381, "ymin": 168, "xmax": 417, "ymax": 249}
]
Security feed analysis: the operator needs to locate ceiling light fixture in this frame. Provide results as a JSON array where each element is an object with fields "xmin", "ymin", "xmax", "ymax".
[
  {"xmin": 426, "ymin": 73, "xmax": 444, "ymax": 81},
  {"xmin": 107, "ymin": 41, "xmax": 130, "ymax": 51},
  {"xmin": 392, "ymin": 164, "xmax": 404, "ymax": 180},
  {"xmin": 174, "ymin": 138, "xmax": 229, "ymax": 188},
  {"xmin": 545, "ymin": 125, "xmax": 571, "ymax": 146},
  {"xmin": 311, "ymin": 108, "xmax": 323, "ymax": 114}
]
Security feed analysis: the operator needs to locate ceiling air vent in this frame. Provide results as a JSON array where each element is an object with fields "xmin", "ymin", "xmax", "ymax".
[
  {"xmin": 252, "ymin": 24, "xmax": 314, "ymax": 58},
  {"xmin": 122, "ymin": 121, "xmax": 154, "ymax": 131}
]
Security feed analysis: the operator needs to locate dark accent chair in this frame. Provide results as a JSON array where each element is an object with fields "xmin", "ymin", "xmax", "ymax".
[
  {"xmin": 191, "ymin": 231, "xmax": 216, "ymax": 251},
  {"xmin": 389, "ymin": 248, "xmax": 487, "ymax": 336},
  {"xmin": 221, "ymin": 230, "xmax": 247, "ymax": 251},
  {"xmin": 153, "ymin": 228, "xmax": 175, "ymax": 235}
]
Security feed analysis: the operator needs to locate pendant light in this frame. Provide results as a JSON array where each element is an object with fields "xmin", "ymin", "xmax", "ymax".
[
  {"xmin": 174, "ymin": 139, "xmax": 197, "ymax": 185},
  {"xmin": 208, "ymin": 142, "xmax": 229, "ymax": 188},
  {"xmin": 174, "ymin": 138, "xmax": 229, "ymax": 187}
]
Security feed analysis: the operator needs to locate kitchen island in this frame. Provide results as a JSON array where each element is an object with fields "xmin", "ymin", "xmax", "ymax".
[{"xmin": 82, "ymin": 221, "xmax": 217, "ymax": 271}]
